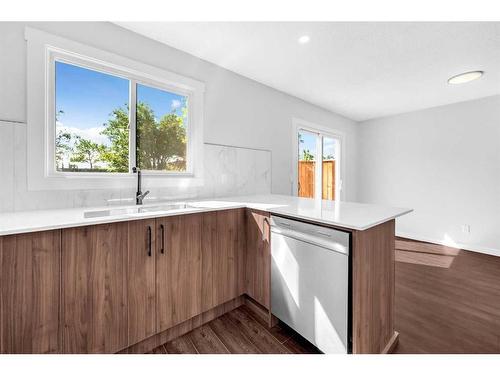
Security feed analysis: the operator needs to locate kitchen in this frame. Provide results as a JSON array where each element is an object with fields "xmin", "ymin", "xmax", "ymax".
[{"xmin": 1, "ymin": 3, "xmax": 500, "ymax": 373}]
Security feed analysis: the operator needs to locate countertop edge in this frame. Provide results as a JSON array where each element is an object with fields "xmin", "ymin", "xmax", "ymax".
[
  {"xmin": 267, "ymin": 208, "xmax": 414, "ymax": 231},
  {"xmin": 0, "ymin": 196, "xmax": 413, "ymax": 236}
]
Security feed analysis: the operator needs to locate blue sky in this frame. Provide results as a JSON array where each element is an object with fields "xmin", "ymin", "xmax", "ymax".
[
  {"xmin": 137, "ymin": 83, "xmax": 186, "ymax": 119},
  {"xmin": 55, "ymin": 61, "xmax": 186, "ymax": 145},
  {"xmin": 298, "ymin": 130, "xmax": 336, "ymax": 160}
]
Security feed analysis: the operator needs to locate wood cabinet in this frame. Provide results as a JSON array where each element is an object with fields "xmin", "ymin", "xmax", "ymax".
[
  {"xmin": 156, "ymin": 213, "xmax": 203, "ymax": 332},
  {"xmin": 213, "ymin": 209, "xmax": 246, "ymax": 306},
  {"xmin": 61, "ymin": 223, "xmax": 128, "ymax": 353},
  {"xmin": 0, "ymin": 230, "xmax": 60, "ymax": 354},
  {"xmin": 0, "ymin": 208, "xmax": 396, "ymax": 354},
  {"xmin": 245, "ymin": 209, "xmax": 271, "ymax": 308},
  {"xmin": 127, "ymin": 219, "xmax": 157, "ymax": 344},
  {"xmin": 352, "ymin": 220, "xmax": 396, "ymax": 354},
  {"xmin": 201, "ymin": 212, "xmax": 217, "ymax": 311}
]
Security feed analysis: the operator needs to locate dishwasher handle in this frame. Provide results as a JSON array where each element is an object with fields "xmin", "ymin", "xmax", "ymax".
[{"xmin": 271, "ymin": 226, "xmax": 349, "ymax": 255}]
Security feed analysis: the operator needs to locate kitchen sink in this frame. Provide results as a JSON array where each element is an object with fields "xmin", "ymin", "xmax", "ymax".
[{"xmin": 83, "ymin": 202, "xmax": 198, "ymax": 218}]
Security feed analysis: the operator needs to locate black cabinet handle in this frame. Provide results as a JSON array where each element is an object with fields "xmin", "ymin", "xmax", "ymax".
[
  {"xmin": 160, "ymin": 224, "xmax": 165, "ymax": 254},
  {"xmin": 147, "ymin": 226, "xmax": 152, "ymax": 257}
]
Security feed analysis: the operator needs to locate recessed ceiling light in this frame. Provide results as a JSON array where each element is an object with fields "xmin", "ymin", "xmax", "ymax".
[
  {"xmin": 448, "ymin": 71, "xmax": 483, "ymax": 85},
  {"xmin": 298, "ymin": 35, "xmax": 310, "ymax": 44}
]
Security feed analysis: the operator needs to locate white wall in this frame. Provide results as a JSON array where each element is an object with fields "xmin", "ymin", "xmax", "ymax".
[
  {"xmin": 357, "ymin": 95, "xmax": 500, "ymax": 255},
  {"xmin": 0, "ymin": 22, "xmax": 358, "ymax": 212}
]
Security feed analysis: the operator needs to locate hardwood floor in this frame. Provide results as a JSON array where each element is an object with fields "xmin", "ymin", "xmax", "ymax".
[
  {"xmin": 148, "ymin": 237, "xmax": 500, "ymax": 354},
  {"xmin": 147, "ymin": 305, "xmax": 321, "ymax": 354},
  {"xmin": 394, "ymin": 238, "xmax": 500, "ymax": 354}
]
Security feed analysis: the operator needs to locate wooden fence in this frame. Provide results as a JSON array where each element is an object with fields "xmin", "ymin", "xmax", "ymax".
[{"xmin": 298, "ymin": 160, "xmax": 335, "ymax": 200}]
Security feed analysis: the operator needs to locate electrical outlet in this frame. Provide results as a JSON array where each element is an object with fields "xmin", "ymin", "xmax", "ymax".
[{"xmin": 461, "ymin": 224, "xmax": 471, "ymax": 234}]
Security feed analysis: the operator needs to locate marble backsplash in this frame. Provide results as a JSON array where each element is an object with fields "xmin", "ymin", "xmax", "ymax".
[{"xmin": 0, "ymin": 122, "xmax": 271, "ymax": 212}]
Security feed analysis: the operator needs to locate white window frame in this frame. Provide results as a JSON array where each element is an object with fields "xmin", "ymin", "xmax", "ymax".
[
  {"xmin": 291, "ymin": 118, "xmax": 345, "ymax": 201},
  {"xmin": 26, "ymin": 27, "xmax": 205, "ymax": 190}
]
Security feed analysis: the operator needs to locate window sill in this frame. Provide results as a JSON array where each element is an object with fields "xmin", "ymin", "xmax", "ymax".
[{"xmin": 28, "ymin": 173, "xmax": 204, "ymax": 191}]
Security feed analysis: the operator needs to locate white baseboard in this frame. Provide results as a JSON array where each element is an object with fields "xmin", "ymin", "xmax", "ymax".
[{"xmin": 396, "ymin": 231, "xmax": 500, "ymax": 258}]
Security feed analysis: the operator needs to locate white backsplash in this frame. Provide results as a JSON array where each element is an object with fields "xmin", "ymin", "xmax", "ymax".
[{"xmin": 0, "ymin": 122, "xmax": 271, "ymax": 212}]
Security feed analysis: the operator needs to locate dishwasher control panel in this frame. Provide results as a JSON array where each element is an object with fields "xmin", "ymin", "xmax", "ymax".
[{"xmin": 270, "ymin": 215, "xmax": 350, "ymax": 255}]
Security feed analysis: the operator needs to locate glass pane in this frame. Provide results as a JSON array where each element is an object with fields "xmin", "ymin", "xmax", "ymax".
[
  {"xmin": 55, "ymin": 61, "xmax": 130, "ymax": 172},
  {"xmin": 322, "ymin": 136, "xmax": 337, "ymax": 200},
  {"xmin": 136, "ymin": 84, "xmax": 188, "ymax": 172},
  {"xmin": 297, "ymin": 130, "xmax": 317, "ymax": 198}
]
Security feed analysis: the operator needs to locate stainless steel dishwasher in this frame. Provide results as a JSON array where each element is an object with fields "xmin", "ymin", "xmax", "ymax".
[{"xmin": 270, "ymin": 215, "xmax": 350, "ymax": 354}]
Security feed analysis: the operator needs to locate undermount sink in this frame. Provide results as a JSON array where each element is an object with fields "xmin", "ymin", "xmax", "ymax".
[{"xmin": 83, "ymin": 202, "xmax": 198, "ymax": 218}]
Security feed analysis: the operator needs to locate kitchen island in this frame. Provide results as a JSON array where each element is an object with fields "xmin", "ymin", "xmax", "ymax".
[{"xmin": 0, "ymin": 195, "xmax": 411, "ymax": 354}]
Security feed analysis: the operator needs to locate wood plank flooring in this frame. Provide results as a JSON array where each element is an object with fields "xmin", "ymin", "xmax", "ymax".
[
  {"xmin": 394, "ymin": 238, "xmax": 500, "ymax": 354},
  {"xmin": 147, "ymin": 305, "xmax": 321, "ymax": 354},
  {"xmin": 149, "ymin": 237, "xmax": 500, "ymax": 354}
]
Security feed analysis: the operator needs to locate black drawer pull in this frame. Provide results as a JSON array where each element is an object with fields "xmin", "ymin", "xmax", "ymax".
[
  {"xmin": 160, "ymin": 224, "xmax": 165, "ymax": 254},
  {"xmin": 147, "ymin": 226, "xmax": 152, "ymax": 257}
]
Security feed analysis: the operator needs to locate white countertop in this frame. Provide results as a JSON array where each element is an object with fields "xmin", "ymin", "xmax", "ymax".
[{"xmin": 0, "ymin": 194, "xmax": 412, "ymax": 236}]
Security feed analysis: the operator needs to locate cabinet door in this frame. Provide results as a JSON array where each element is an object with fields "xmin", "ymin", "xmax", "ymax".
[
  {"xmin": 201, "ymin": 212, "xmax": 217, "ymax": 311},
  {"xmin": 0, "ymin": 230, "xmax": 61, "ymax": 354},
  {"xmin": 62, "ymin": 223, "xmax": 128, "ymax": 353},
  {"xmin": 213, "ymin": 209, "xmax": 246, "ymax": 306},
  {"xmin": 156, "ymin": 213, "xmax": 203, "ymax": 332},
  {"xmin": 245, "ymin": 209, "xmax": 271, "ymax": 308},
  {"xmin": 128, "ymin": 219, "xmax": 156, "ymax": 344}
]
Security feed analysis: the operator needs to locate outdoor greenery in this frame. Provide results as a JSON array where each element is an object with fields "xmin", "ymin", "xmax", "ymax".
[
  {"xmin": 298, "ymin": 132, "xmax": 335, "ymax": 161},
  {"xmin": 70, "ymin": 136, "xmax": 107, "ymax": 170},
  {"xmin": 56, "ymin": 102, "xmax": 187, "ymax": 173},
  {"xmin": 55, "ymin": 130, "xmax": 72, "ymax": 169},
  {"xmin": 301, "ymin": 149, "xmax": 315, "ymax": 161}
]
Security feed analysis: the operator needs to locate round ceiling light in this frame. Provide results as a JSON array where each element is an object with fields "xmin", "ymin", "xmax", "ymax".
[
  {"xmin": 298, "ymin": 35, "xmax": 310, "ymax": 44},
  {"xmin": 448, "ymin": 71, "xmax": 484, "ymax": 85}
]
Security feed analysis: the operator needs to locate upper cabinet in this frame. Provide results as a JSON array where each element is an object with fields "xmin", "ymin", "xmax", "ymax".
[
  {"xmin": 61, "ymin": 223, "xmax": 128, "ymax": 353},
  {"xmin": 245, "ymin": 209, "xmax": 271, "ymax": 309},
  {"xmin": 0, "ymin": 230, "xmax": 61, "ymax": 354}
]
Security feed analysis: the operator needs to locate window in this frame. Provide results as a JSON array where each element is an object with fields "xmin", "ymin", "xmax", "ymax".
[
  {"xmin": 293, "ymin": 119, "xmax": 343, "ymax": 200},
  {"xmin": 55, "ymin": 61, "xmax": 130, "ymax": 173},
  {"xmin": 297, "ymin": 129, "xmax": 317, "ymax": 198},
  {"xmin": 26, "ymin": 27, "xmax": 205, "ymax": 190},
  {"xmin": 54, "ymin": 61, "xmax": 190, "ymax": 175},
  {"xmin": 135, "ymin": 84, "xmax": 188, "ymax": 172}
]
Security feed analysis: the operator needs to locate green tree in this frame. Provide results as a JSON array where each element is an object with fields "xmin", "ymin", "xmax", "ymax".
[
  {"xmin": 55, "ymin": 130, "xmax": 72, "ymax": 170},
  {"xmin": 136, "ymin": 103, "xmax": 186, "ymax": 171},
  {"xmin": 70, "ymin": 136, "xmax": 107, "ymax": 170},
  {"xmin": 99, "ymin": 102, "xmax": 187, "ymax": 172},
  {"xmin": 101, "ymin": 106, "xmax": 130, "ymax": 172},
  {"xmin": 55, "ymin": 109, "xmax": 73, "ymax": 170},
  {"xmin": 60, "ymin": 101, "xmax": 187, "ymax": 173},
  {"xmin": 302, "ymin": 149, "xmax": 315, "ymax": 161}
]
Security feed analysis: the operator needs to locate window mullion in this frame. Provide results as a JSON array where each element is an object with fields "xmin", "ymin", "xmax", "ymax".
[
  {"xmin": 315, "ymin": 133, "xmax": 323, "ymax": 200},
  {"xmin": 129, "ymin": 80, "xmax": 137, "ymax": 172}
]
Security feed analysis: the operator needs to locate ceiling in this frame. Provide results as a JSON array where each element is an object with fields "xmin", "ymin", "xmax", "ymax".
[{"xmin": 116, "ymin": 22, "xmax": 500, "ymax": 121}]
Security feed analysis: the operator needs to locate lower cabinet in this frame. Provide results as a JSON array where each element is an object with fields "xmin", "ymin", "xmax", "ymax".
[
  {"xmin": 62, "ymin": 219, "xmax": 158, "ymax": 352},
  {"xmin": 0, "ymin": 230, "xmax": 61, "ymax": 354},
  {"xmin": 245, "ymin": 209, "xmax": 271, "ymax": 308},
  {"xmin": 156, "ymin": 213, "xmax": 203, "ymax": 332},
  {"xmin": 213, "ymin": 209, "xmax": 246, "ymax": 306},
  {"xmin": 0, "ymin": 208, "xmax": 250, "ymax": 353},
  {"xmin": 61, "ymin": 223, "xmax": 128, "ymax": 354},
  {"xmin": 127, "ymin": 219, "xmax": 157, "ymax": 345}
]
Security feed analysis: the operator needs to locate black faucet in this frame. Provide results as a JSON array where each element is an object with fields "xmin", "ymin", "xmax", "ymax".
[{"xmin": 132, "ymin": 167, "xmax": 150, "ymax": 205}]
